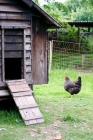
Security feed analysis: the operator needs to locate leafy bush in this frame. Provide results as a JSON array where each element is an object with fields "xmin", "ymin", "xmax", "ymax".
[{"xmin": 58, "ymin": 24, "xmax": 78, "ymax": 42}]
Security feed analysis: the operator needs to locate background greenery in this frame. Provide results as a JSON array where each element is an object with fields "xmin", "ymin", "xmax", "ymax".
[{"xmin": 33, "ymin": 0, "xmax": 93, "ymax": 23}]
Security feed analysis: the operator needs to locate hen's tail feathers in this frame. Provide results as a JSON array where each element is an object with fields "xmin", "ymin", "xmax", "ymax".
[{"xmin": 74, "ymin": 76, "xmax": 82, "ymax": 87}]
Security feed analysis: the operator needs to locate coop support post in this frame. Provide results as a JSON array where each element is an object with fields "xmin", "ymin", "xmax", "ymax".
[
  {"xmin": 78, "ymin": 27, "xmax": 80, "ymax": 50},
  {"xmin": 49, "ymin": 40, "xmax": 53, "ymax": 73}
]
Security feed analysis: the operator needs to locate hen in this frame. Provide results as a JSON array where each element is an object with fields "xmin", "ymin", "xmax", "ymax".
[{"xmin": 64, "ymin": 76, "xmax": 82, "ymax": 97}]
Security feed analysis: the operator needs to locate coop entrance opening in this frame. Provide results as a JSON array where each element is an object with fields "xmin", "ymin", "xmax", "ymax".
[{"xmin": 5, "ymin": 58, "xmax": 21, "ymax": 80}]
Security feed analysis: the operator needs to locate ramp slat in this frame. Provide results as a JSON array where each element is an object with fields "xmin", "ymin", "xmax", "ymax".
[
  {"xmin": 17, "ymin": 104, "xmax": 38, "ymax": 109},
  {"xmin": 6, "ymin": 79, "xmax": 44, "ymax": 125},
  {"xmin": 12, "ymin": 91, "xmax": 32, "ymax": 97},
  {"xmin": 6, "ymin": 84, "xmax": 31, "ymax": 93}
]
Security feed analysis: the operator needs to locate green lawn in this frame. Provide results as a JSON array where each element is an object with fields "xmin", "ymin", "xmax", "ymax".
[{"xmin": 0, "ymin": 69, "xmax": 93, "ymax": 140}]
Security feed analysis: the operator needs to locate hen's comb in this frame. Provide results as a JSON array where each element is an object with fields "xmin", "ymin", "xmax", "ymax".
[{"xmin": 65, "ymin": 76, "xmax": 68, "ymax": 80}]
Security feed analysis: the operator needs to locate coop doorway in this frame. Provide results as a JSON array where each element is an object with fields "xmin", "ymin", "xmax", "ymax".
[{"xmin": 5, "ymin": 58, "xmax": 21, "ymax": 80}]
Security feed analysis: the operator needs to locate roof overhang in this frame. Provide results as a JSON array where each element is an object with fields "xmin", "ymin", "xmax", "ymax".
[
  {"xmin": 21, "ymin": 0, "xmax": 62, "ymax": 28},
  {"xmin": 68, "ymin": 21, "xmax": 93, "ymax": 27}
]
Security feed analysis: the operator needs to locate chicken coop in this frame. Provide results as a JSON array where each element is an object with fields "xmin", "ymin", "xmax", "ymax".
[{"xmin": 0, "ymin": 0, "xmax": 61, "ymax": 125}]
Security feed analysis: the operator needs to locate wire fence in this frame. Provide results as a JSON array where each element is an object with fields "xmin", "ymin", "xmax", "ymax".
[{"xmin": 48, "ymin": 40, "xmax": 93, "ymax": 72}]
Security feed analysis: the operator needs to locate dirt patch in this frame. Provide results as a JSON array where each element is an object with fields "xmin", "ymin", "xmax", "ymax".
[{"xmin": 29, "ymin": 120, "xmax": 62, "ymax": 140}]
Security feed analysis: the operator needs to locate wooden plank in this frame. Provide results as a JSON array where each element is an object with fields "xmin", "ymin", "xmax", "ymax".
[
  {"xmin": 26, "ymin": 35, "xmax": 31, "ymax": 42},
  {"xmin": 26, "ymin": 66, "xmax": 31, "ymax": 72},
  {"xmin": 1, "ymin": 29, "xmax": 5, "ymax": 82},
  {"xmin": 6, "ymin": 79, "xmax": 44, "ymax": 125},
  {"xmin": 25, "ymin": 96, "xmax": 36, "ymax": 104},
  {"xmin": 0, "ymin": 21, "xmax": 31, "ymax": 28},
  {"xmin": 36, "ymin": 118, "xmax": 44, "ymax": 124},
  {"xmin": 0, "ymin": 75, "xmax": 2, "ymax": 81},
  {"xmin": 5, "ymin": 43, "xmax": 23, "ymax": 51},
  {"xmin": 0, "ymin": 90, "xmax": 10, "ymax": 96},
  {"xmin": 23, "ymin": 29, "xmax": 26, "ymax": 79},
  {"xmin": 0, "ymin": 53, "xmax": 2, "ymax": 58},
  {"xmin": 26, "ymin": 51, "xmax": 31, "ymax": 58},
  {"xmin": 20, "ymin": 109, "xmax": 43, "ymax": 121},
  {"xmin": 0, "ymin": 68, "xmax": 2, "ymax": 74},
  {"xmin": 26, "ymin": 58, "xmax": 31, "ymax": 65},
  {"xmin": 26, "ymin": 79, "xmax": 32, "ymax": 84},
  {"xmin": 0, "ymin": 0, "xmax": 18, "ymax": 4},
  {"xmin": 25, "ymin": 120, "xmax": 37, "ymax": 125},
  {"xmin": 6, "ymin": 79, "xmax": 31, "ymax": 92},
  {"xmin": 31, "ymin": 108, "xmax": 43, "ymax": 117},
  {"xmin": 7, "ymin": 84, "xmax": 31, "ymax": 93},
  {"xmin": 0, "ymin": 59, "xmax": 2, "ymax": 66},
  {"xmin": 16, "ymin": 96, "xmax": 28, "ymax": 105},
  {"xmin": 0, "ymin": 82, "xmax": 6, "ymax": 87},
  {"xmin": 6, "ymin": 79, "xmax": 26, "ymax": 83},
  {"xmin": 20, "ymin": 109, "xmax": 34, "ymax": 121},
  {"xmin": 25, "ymin": 28, "xmax": 31, "ymax": 35},
  {"xmin": 17, "ymin": 104, "xmax": 38, "ymax": 109},
  {"xmin": 1, "ymin": 25, "xmax": 27, "ymax": 29},
  {"xmin": 4, "ymin": 36, "xmax": 23, "ymax": 43},
  {"xmin": 4, "ymin": 29, "xmax": 23, "ymax": 35},
  {"xmin": 0, "ymin": 13, "xmax": 31, "ymax": 20},
  {"xmin": 12, "ymin": 91, "xmax": 32, "ymax": 97},
  {"xmin": 0, "ymin": 42, "xmax": 1, "ymax": 50},
  {"xmin": 0, "ymin": 5, "xmax": 30, "ymax": 12},
  {"xmin": 32, "ymin": 18, "xmax": 48, "ymax": 84},
  {"xmin": 25, "ymin": 118, "xmax": 44, "ymax": 125},
  {"xmin": 25, "ymin": 44, "xmax": 31, "ymax": 51},
  {"xmin": 0, "ymin": 36, "xmax": 1, "ymax": 42},
  {"xmin": 26, "ymin": 76, "xmax": 32, "ymax": 83},
  {"xmin": 5, "ymin": 51, "xmax": 23, "ymax": 58}
]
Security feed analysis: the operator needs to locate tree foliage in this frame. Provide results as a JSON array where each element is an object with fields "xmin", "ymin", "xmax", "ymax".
[
  {"xmin": 33, "ymin": 0, "xmax": 93, "ymax": 44},
  {"xmin": 41, "ymin": 0, "xmax": 93, "ymax": 22}
]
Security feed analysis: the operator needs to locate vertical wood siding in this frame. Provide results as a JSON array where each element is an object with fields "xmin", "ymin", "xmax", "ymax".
[{"xmin": 32, "ymin": 17, "xmax": 48, "ymax": 84}]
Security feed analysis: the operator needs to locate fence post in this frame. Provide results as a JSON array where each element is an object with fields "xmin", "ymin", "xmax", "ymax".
[
  {"xmin": 82, "ymin": 54, "xmax": 86, "ymax": 66},
  {"xmin": 49, "ymin": 40, "xmax": 53, "ymax": 73}
]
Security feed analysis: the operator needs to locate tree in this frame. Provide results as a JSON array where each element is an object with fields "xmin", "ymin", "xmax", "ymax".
[{"xmin": 33, "ymin": 0, "xmax": 39, "ymax": 5}]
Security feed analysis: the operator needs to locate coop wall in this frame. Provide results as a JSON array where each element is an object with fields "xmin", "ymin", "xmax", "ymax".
[{"xmin": 0, "ymin": 0, "xmax": 32, "ymax": 87}]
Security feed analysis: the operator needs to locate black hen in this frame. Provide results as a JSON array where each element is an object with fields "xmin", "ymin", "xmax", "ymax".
[{"xmin": 64, "ymin": 76, "xmax": 82, "ymax": 96}]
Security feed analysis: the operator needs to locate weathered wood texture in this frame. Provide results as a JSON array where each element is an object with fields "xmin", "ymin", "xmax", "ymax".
[
  {"xmin": 0, "ymin": 89, "xmax": 10, "ymax": 96},
  {"xmin": 0, "ymin": 0, "xmax": 32, "ymax": 85},
  {"xmin": 32, "ymin": 17, "xmax": 48, "ymax": 84},
  {"xmin": 0, "ymin": 0, "xmax": 48, "ymax": 89},
  {"xmin": 6, "ymin": 79, "xmax": 44, "ymax": 125},
  {"xmin": 0, "ymin": 0, "xmax": 31, "ymax": 27},
  {"xmin": 5, "ymin": 31, "xmax": 22, "ymax": 57},
  {"xmin": 0, "ymin": 30, "xmax": 2, "ymax": 81}
]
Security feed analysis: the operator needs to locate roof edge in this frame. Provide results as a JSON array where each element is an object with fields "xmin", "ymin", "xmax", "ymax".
[{"xmin": 21, "ymin": 0, "xmax": 62, "ymax": 28}]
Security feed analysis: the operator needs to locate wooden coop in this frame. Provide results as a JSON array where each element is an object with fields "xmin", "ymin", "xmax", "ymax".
[{"xmin": 0, "ymin": 0, "xmax": 61, "ymax": 125}]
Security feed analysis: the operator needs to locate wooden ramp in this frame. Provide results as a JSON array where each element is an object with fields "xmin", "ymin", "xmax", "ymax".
[{"xmin": 6, "ymin": 79, "xmax": 44, "ymax": 125}]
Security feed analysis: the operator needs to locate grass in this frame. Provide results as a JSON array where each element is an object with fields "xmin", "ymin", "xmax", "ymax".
[
  {"xmin": 52, "ymin": 53, "xmax": 93, "ymax": 70},
  {"xmin": 0, "ymin": 69, "xmax": 93, "ymax": 140}
]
